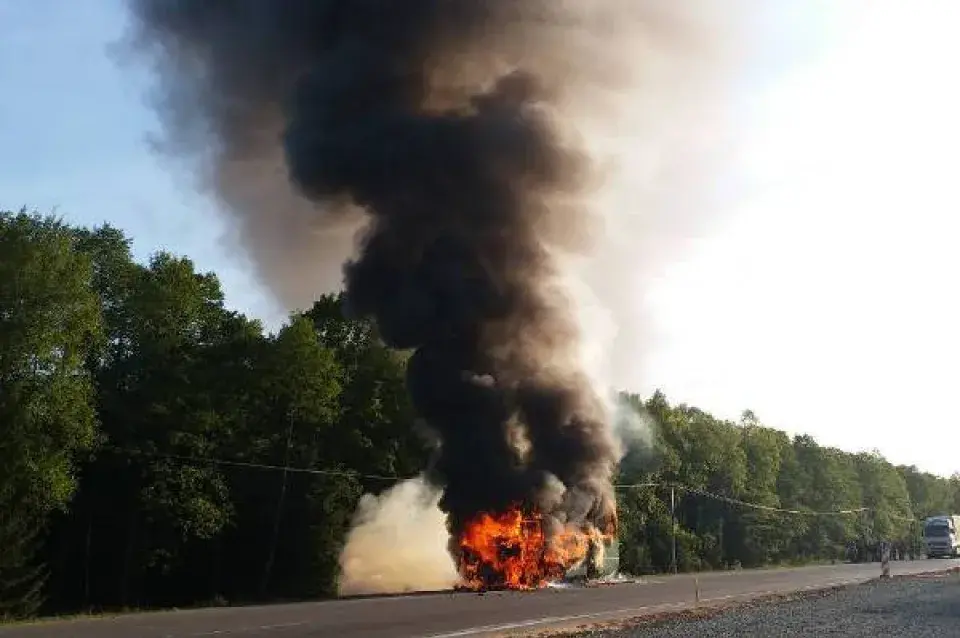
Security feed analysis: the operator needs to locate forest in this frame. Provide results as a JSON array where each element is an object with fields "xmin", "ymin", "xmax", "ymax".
[{"xmin": 2, "ymin": 209, "xmax": 958, "ymax": 619}]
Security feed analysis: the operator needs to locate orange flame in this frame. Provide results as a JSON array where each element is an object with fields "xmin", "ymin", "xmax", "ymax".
[{"xmin": 456, "ymin": 505, "xmax": 604, "ymax": 590}]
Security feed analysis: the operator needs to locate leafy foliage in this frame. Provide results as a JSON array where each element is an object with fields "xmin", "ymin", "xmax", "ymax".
[
  {"xmin": 615, "ymin": 395, "xmax": 938, "ymax": 574},
  {"xmin": 1, "ymin": 210, "xmax": 958, "ymax": 617},
  {"xmin": 0, "ymin": 211, "xmax": 102, "ymax": 618}
]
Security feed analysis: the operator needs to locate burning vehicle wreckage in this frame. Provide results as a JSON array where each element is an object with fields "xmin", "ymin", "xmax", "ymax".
[
  {"xmin": 126, "ymin": 0, "xmax": 644, "ymax": 593},
  {"xmin": 455, "ymin": 502, "xmax": 619, "ymax": 591}
]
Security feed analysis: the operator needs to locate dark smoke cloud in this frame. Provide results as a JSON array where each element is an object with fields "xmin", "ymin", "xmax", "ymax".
[{"xmin": 126, "ymin": 0, "xmax": 624, "ymax": 553}]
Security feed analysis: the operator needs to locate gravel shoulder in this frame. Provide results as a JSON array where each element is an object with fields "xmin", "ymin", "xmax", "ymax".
[{"xmin": 538, "ymin": 569, "xmax": 960, "ymax": 638}]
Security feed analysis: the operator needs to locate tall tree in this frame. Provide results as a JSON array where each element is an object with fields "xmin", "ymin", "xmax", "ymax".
[
  {"xmin": 855, "ymin": 452, "xmax": 913, "ymax": 543},
  {"xmin": 0, "ymin": 211, "xmax": 102, "ymax": 618},
  {"xmin": 305, "ymin": 295, "xmax": 427, "ymax": 480},
  {"xmin": 731, "ymin": 414, "xmax": 789, "ymax": 566},
  {"xmin": 45, "ymin": 249, "xmax": 252, "ymax": 610},
  {"xmin": 248, "ymin": 315, "xmax": 347, "ymax": 599}
]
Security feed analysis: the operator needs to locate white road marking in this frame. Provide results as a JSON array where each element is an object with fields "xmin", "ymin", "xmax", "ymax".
[
  {"xmin": 186, "ymin": 621, "xmax": 309, "ymax": 636},
  {"xmin": 421, "ymin": 602, "xmax": 690, "ymax": 638}
]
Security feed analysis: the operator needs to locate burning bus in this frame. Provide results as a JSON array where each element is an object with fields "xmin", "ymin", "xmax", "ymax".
[{"xmin": 455, "ymin": 505, "xmax": 620, "ymax": 590}]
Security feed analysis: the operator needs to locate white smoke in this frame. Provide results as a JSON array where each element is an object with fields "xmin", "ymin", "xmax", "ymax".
[
  {"xmin": 611, "ymin": 395, "xmax": 656, "ymax": 460},
  {"xmin": 546, "ymin": 2, "xmax": 829, "ymax": 465},
  {"xmin": 545, "ymin": 1, "xmax": 759, "ymax": 455},
  {"xmin": 338, "ymin": 476, "xmax": 458, "ymax": 596}
]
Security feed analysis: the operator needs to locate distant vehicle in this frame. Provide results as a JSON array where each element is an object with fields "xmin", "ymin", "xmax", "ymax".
[{"xmin": 922, "ymin": 515, "xmax": 960, "ymax": 558}]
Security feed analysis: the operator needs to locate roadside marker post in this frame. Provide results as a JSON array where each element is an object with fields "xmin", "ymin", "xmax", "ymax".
[{"xmin": 880, "ymin": 541, "xmax": 891, "ymax": 579}]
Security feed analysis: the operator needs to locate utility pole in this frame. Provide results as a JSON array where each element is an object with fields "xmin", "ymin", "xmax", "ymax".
[
  {"xmin": 718, "ymin": 516, "xmax": 724, "ymax": 567},
  {"xmin": 670, "ymin": 486, "xmax": 678, "ymax": 575},
  {"xmin": 261, "ymin": 412, "xmax": 294, "ymax": 597},
  {"xmin": 83, "ymin": 502, "xmax": 92, "ymax": 610}
]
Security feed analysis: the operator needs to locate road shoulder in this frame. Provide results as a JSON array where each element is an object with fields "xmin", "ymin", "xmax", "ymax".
[{"xmin": 525, "ymin": 567, "xmax": 960, "ymax": 638}]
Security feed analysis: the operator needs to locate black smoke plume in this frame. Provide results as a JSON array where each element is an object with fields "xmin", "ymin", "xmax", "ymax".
[{"xmin": 126, "ymin": 0, "xmax": 629, "ymax": 576}]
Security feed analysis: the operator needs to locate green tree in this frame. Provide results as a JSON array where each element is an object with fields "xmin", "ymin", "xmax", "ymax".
[
  {"xmin": 0, "ymin": 211, "xmax": 102, "ymax": 618},
  {"xmin": 249, "ymin": 315, "xmax": 349, "ymax": 599},
  {"xmin": 899, "ymin": 465, "xmax": 955, "ymax": 519},
  {"xmin": 304, "ymin": 295, "xmax": 426, "ymax": 480},
  {"xmin": 855, "ymin": 452, "xmax": 913, "ymax": 544},
  {"xmin": 730, "ymin": 415, "xmax": 789, "ymax": 566},
  {"xmin": 792, "ymin": 439, "xmax": 862, "ymax": 560},
  {"xmin": 44, "ymin": 248, "xmax": 254, "ymax": 609}
]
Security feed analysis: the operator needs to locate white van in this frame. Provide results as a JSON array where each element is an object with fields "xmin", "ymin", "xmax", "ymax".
[{"xmin": 923, "ymin": 515, "xmax": 960, "ymax": 558}]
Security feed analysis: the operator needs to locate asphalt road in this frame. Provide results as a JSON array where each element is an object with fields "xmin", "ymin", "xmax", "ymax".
[{"xmin": 4, "ymin": 559, "xmax": 958, "ymax": 638}]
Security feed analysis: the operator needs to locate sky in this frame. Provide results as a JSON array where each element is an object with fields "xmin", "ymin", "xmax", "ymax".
[{"xmin": 1, "ymin": 1, "xmax": 957, "ymax": 477}]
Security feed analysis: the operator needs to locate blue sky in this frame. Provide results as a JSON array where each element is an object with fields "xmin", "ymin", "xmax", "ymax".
[{"xmin": 0, "ymin": 0, "xmax": 283, "ymax": 324}]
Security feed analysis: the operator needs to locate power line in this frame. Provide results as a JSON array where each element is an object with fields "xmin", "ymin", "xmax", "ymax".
[
  {"xmin": 107, "ymin": 447, "xmax": 405, "ymax": 482},
  {"xmin": 681, "ymin": 485, "xmax": 869, "ymax": 517},
  {"xmin": 108, "ymin": 449, "xmax": 925, "ymax": 523},
  {"xmin": 615, "ymin": 481, "xmax": 914, "ymax": 521}
]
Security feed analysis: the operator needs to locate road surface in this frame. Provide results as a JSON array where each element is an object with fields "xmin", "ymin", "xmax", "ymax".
[{"xmin": 4, "ymin": 559, "xmax": 958, "ymax": 638}]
